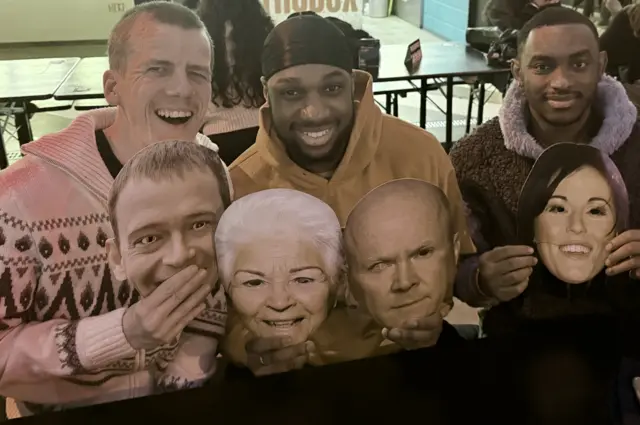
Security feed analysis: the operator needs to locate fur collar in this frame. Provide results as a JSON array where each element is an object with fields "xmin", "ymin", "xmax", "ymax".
[{"xmin": 499, "ymin": 75, "xmax": 638, "ymax": 159}]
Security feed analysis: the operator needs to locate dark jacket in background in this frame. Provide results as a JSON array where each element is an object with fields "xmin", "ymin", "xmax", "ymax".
[
  {"xmin": 484, "ymin": 0, "xmax": 562, "ymax": 31},
  {"xmin": 600, "ymin": 7, "xmax": 640, "ymax": 84},
  {"xmin": 484, "ymin": 0, "xmax": 540, "ymax": 30}
]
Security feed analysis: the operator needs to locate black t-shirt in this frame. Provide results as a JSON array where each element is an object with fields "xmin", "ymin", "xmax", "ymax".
[{"xmin": 95, "ymin": 129, "xmax": 122, "ymax": 178}]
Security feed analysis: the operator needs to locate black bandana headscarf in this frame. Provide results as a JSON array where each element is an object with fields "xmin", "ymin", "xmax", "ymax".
[{"xmin": 261, "ymin": 14, "xmax": 354, "ymax": 81}]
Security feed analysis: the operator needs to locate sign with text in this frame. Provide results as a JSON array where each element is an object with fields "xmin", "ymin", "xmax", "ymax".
[
  {"xmin": 262, "ymin": 0, "xmax": 364, "ymax": 29},
  {"xmin": 404, "ymin": 39, "xmax": 422, "ymax": 72}
]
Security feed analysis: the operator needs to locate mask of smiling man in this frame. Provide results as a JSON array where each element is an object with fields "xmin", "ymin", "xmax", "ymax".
[
  {"xmin": 215, "ymin": 188, "xmax": 344, "ymax": 345},
  {"xmin": 517, "ymin": 143, "xmax": 629, "ymax": 284}
]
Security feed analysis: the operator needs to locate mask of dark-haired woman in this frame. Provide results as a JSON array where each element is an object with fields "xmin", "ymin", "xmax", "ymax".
[
  {"xmin": 518, "ymin": 143, "xmax": 629, "ymax": 285},
  {"xmin": 534, "ymin": 165, "xmax": 616, "ymax": 284}
]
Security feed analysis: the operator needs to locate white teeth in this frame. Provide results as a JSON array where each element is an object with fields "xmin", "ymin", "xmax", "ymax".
[
  {"xmin": 303, "ymin": 129, "xmax": 330, "ymax": 138},
  {"xmin": 265, "ymin": 320, "xmax": 299, "ymax": 328},
  {"xmin": 560, "ymin": 244, "xmax": 591, "ymax": 254},
  {"xmin": 156, "ymin": 109, "xmax": 193, "ymax": 118}
]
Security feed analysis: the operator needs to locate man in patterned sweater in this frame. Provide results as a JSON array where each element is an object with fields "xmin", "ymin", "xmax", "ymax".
[{"xmin": 0, "ymin": 2, "xmax": 229, "ymax": 416}]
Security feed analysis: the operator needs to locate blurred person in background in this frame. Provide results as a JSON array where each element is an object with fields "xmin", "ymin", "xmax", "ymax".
[
  {"xmin": 600, "ymin": 3, "xmax": 640, "ymax": 84},
  {"xmin": 199, "ymin": 0, "xmax": 274, "ymax": 164},
  {"xmin": 484, "ymin": 0, "xmax": 562, "ymax": 31},
  {"xmin": 578, "ymin": 0, "xmax": 629, "ymax": 26}
]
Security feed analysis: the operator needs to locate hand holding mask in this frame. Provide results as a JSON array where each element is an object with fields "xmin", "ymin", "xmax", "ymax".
[
  {"xmin": 244, "ymin": 336, "xmax": 316, "ymax": 377},
  {"xmin": 477, "ymin": 245, "xmax": 537, "ymax": 302},
  {"xmin": 604, "ymin": 230, "xmax": 640, "ymax": 279}
]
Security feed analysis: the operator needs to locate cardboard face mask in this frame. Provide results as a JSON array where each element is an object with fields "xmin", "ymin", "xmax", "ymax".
[
  {"xmin": 518, "ymin": 143, "xmax": 628, "ymax": 284},
  {"xmin": 215, "ymin": 189, "xmax": 341, "ymax": 346},
  {"xmin": 229, "ymin": 237, "xmax": 334, "ymax": 345},
  {"xmin": 344, "ymin": 179, "xmax": 460, "ymax": 330}
]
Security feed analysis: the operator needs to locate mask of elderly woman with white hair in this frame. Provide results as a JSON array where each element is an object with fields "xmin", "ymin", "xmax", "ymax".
[{"xmin": 215, "ymin": 188, "xmax": 344, "ymax": 375}]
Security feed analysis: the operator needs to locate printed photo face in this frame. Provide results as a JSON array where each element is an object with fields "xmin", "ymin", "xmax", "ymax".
[
  {"xmin": 228, "ymin": 237, "xmax": 333, "ymax": 345},
  {"xmin": 534, "ymin": 166, "xmax": 616, "ymax": 284},
  {"xmin": 346, "ymin": 181, "xmax": 459, "ymax": 330},
  {"xmin": 111, "ymin": 169, "xmax": 224, "ymax": 296}
]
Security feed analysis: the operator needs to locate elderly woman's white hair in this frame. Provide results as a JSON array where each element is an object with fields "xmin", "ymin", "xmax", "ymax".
[{"xmin": 215, "ymin": 188, "xmax": 344, "ymax": 286}]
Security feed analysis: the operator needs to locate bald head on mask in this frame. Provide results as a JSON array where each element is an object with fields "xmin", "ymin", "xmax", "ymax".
[{"xmin": 344, "ymin": 179, "xmax": 460, "ymax": 330}]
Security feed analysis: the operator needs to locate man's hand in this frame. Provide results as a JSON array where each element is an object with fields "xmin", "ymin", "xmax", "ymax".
[
  {"xmin": 245, "ymin": 337, "xmax": 315, "ymax": 377},
  {"xmin": 123, "ymin": 265, "xmax": 213, "ymax": 350},
  {"xmin": 383, "ymin": 313, "xmax": 443, "ymax": 350},
  {"xmin": 605, "ymin": 230, "xmax": 640, "ymax": 279},
  {"xmin": 478, "ymin": 245, "xmax": 537, "ymax": 302}
]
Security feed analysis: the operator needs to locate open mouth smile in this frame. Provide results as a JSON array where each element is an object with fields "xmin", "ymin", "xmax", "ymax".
[
  {"xmin": 559, "ymin": 244, "xmax": 592, "ymax": 257},
  {"xmin": 155, "ymin": 109, "xmax": 194, "ymax": 125},
  {"xmin": 262, "ymin": 318, "xmax": 304, "ymax": 329},
  {"xmin": 295, "ymin": 126, "xmax": 335, "ymax": 147}
]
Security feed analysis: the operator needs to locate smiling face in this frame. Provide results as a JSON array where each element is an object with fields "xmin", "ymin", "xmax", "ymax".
[
  {"xmin": 265, "ymin": 64, "xmax": 354, "ymax": 165},
  {"xmin": 108, "ymin": 169, "xmax": 224, "ymax": 297},
  {"xmin": 346, "ymin": 195, "xmax": 460, "ymax": 329},
  {"xmin": 514, "ymin": 23, "xmax": 604, "ymax": 127},
  {"xmin": 534, "ymin": 166, "xmax": 616, "ymax": 284},
  {"xmin": 227, "ymin": 236, "xmax": 334, "ymax": 345},
  {"xmin": 104, "ymin": 15, "xmax": 212, "ymax": 145}
]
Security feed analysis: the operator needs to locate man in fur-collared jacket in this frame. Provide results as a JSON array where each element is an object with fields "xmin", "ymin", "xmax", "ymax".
[{"xmin": 450, "ymin": 7, "xmax": 640, "ymax": 340}]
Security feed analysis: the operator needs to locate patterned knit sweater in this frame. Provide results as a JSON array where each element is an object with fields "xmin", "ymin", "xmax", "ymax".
[
  {"xmin": 450, "ymin": 76, "xmax": 640, "ymax": 337},
  {"xmin": 0, "ymin": 108, "xmax": 227, "ymax": 412},
  {"xmin": 202, "ymin": 103, "xmax": 259, "ymax": 136}
]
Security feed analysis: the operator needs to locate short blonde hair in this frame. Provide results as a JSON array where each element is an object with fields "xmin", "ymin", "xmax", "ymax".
[
  {"xmin": 108, "ymin": 1, "xmax": 213, "ymax": 71},
  {"xmin": 215, "ymin": 188, "xmax": 344, "ymax": 286},
  {"xmin": 108, "ymin": 140, "xmax": 232, "ymax": 240}
]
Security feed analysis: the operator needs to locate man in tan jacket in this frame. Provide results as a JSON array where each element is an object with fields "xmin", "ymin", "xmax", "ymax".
[{"xmin": 227, "ymin": 14, "xmax": 477, "ymax": 376}]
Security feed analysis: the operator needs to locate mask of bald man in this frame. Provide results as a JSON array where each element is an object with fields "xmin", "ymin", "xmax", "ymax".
[{"xmin": 344, "ymin": 179, "xmax": 461, "ymax": 344}]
